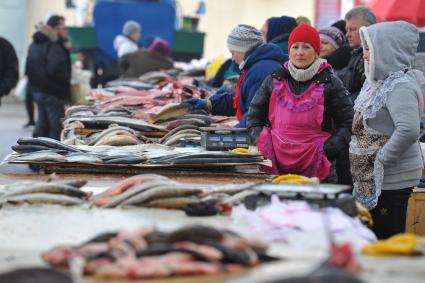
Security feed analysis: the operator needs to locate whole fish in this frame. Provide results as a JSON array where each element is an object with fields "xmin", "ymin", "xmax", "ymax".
[
  {"xmin": 208, "ymin": 183, "xmax": 257, "ymax": 196},
  {"xmin": 149, "ymin": 103, "xmax": 190, "ymax": 124},
  {"xmin": 121, "ymin": 185, "xmax": 202, "ymax": 206},
  {"xmin": 161, "ymin": 129, "xmax": 202, "ymax": 141},
  {"xmin": 163, "ymin": 133, "xmax": 201, "ymax": 146},
  {"xmin": 66, "ymin": 154, "xmax": 103, "ymax": 164},
  {"xmin": 17, "ymin": 137, "xmax": 83, "ymax": 153},
  {"xmin": 92, "ymin": 174, "xmax": 168, "ymax": 207},
  {"xmin": 181, "ymin": 114, "xmax": 213, "ymax": 125},
  {"xmin": 1, "ymin": 183, "xmax": 91, "ymax": 199},
  {"xmin": 11, "ymin": 145, "xmax": 52, "ymax": 153},
  {"xmin": 102, "ymin": 180, "xmax": 177, "ymax": 208},
  {"xmin": 13, "ymin": 150, "xmax": 68, "ymax": 163},
  {"xmin": 0, "ymin": 193, "xmax": 85, "ymax": 206},
  {"xmin": 64, "ymin": 116, "xmax": 166, "ymax": 132},
  {"xmin": 158, "ymin": 125, "xmax": 202, "ymax": 144},
  {"xmin": 95, "ymin": 135, "xmax": 140, "ymax": 146},
  {"xmin": 163, "ymin": 118, "xmax": 209, "ymax": 131},
  {"xmin": 144, "ymin": 197, "xmax": 197, "ymax": 209},
  {"xmin": 87, "ymin": 126, "xmax": 137, "ymax": 146}
]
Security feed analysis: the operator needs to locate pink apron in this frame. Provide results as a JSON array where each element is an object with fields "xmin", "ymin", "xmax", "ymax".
[{"xmin": 257, "ymin": 78, "xmax": 331, "ymax": 181}]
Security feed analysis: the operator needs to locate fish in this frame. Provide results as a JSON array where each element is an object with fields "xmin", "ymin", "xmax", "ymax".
[
  {"xmin": 1, "ymin": 183, "xmax": 91, "ymax": 199},
  {"xmin": 205, "ymin": 183, "xmax": 257, "ymax": 196},
  {"xmin": 13, "ymin": 150, "xmax": 68, "ymax": 163},
  {"xmin": 65, "ymin": 105, "xmax": 100, "ymax": 117},
  {"xmin": 102, "ymin": 180, "xmax": 177, "ymax": 208},
  {"xmin": 158, "ymin": 125, "xmax": 202, "ymax": 144},
  {"xmin": 163, "ymin": 133, "xmax": 201, "ymax": 146},
  {"xmin": 87, "ymin": 125, "xmax": 137, "ymax": 145},
  {"xmin": 92, "ymin": 174, "xmax": 168, "ymax": 207},
  {"xmin": 144, "ymin": 197, "xmax": 197, "ymax": 209},
  {"xmin": 95, "ymin": 134, "xmax": 140, "ymax": 146},
  {"xmin": 66, "ymin": 153, "xmax": 104, "ymax": 164},
  {"xmin": 181, "ymin": 114, "xmax": 213, "ymax": 125},
  {"xmin": 121, "ymin": 185, "xmax": 202, "ymax": 206},
  {"xmin": 64, "ymin": 116, "xmax": 167, "ymax": 132},
  {"xmin": 149, "ymin": 103, "xmax": 190, "ymax": 124},
  {"xmin": 11, "ymin": 145, "xmax": 52, "ymax": 153},
  {"xmin": 163, "ymin": 118, "xmax": 209, "ymax": 131},
  {"xmin": 0, "ymin": 193, "xmax": 85, "ymax": 206},
  {"xmin": 17, "ymin": 137, "xmax": 83, "ymax": 153}
]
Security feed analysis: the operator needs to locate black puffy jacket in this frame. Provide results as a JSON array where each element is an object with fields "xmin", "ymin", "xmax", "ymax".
[
  {"xmin": 336, "ymin": 47, "xmax": 365, "ymax": 102},
  {"xmin": 25, "ymin": 26, "xmax": 71, "ymax": 101},
  {"xmin": 0, "ymin": 37, "xmax": 19, "ymax": 98},
  {"xmin": 247, "ymin": 66, "xmax": 354, "ymax": 162}
]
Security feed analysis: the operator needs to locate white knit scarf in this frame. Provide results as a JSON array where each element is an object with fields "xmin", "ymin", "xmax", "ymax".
[{"xmin": 288, "ymin": 58, "xmax": 327, "ymax": 82}]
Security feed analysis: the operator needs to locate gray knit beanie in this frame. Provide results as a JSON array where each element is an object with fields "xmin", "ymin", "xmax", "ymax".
[
  {"xmin": 227, "ymin": 24, "xmax": 264, "ymax": 53},
  {"xmin": 123, "ymin": 20, "xmax": 141, "ymax": 37}
]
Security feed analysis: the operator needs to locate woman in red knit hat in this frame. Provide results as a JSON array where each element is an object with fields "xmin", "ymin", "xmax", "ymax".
[{"xmin": 247, "ymin": 24, "xmax": 354, "ymax": 182}]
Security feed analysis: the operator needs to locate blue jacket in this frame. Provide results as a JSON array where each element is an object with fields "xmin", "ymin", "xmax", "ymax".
[
  {"xmin": 209, "ymin": 43, "xmax": 284, "ymax": 127},
  {"xmin": 266, "ymin": 16, "xmax": 296, "ymax": 62}
]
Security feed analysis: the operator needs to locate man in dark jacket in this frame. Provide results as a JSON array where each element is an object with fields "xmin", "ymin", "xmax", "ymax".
[
  {"xmin": 26, "ymin": 15, "xmax": 71, "ymax": 140},
  {"xmin": 337, "ymin": 7, "xmax": 376, "ymax": 102},
  {"xmin": 0, "ymin": 37, "xmax": 19, "ymax": 105},
  {"xmin": 334, "ymin": 7, "xmax": 376, "ymax": 186}
]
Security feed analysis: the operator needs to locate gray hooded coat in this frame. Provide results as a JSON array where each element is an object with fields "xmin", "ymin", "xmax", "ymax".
[{"xmin": 358, "ymin": 21, "xmax": 425, "ymax": 190}]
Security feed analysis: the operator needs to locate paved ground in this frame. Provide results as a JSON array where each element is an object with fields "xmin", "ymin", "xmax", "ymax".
[{"xmin": 0, "ymin": 100, "xmax": 34, "ymax": 174}]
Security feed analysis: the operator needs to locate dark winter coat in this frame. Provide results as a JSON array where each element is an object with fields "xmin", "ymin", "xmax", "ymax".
[
  {"xmin": 209, "ymin": 43, "xmax": 284, "ymax": 128},
  {"xmin": 25, "ymin": 25, "xmax": 71, "ymax": 102},
  {"xmin": 337, "ymin": 47, "xmax": 365, "ymax": 102},
  {"xmin": 0, "ymin": 37, "xmax": 19, "ymax": 97},
  {"xmin": 323, "ymin": 44, "xmax": 352, "ymax": 71},
  {"xmin": 119, "ymin": 49, "xmax": 174, "ymax": 78},
  {"xmin": 266, "ymin": 16, "xmax": 297, "ymax": 62},
  {"xmin": 247, "ymin": 66, "xmax": 354, "ymax": 162}
]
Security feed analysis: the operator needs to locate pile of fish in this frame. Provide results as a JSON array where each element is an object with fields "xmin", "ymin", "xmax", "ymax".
[
  {"xmin": 91, "ymin": 174, "xmax": 259, "ymax": 212},
  {"xmin": 64, "ymin": 124, "xmax": 148, "ymax": 147},
  {"xmin": 7, "ymin": 137, "xmax": 264, "ymax": 167},
  {"xmin": 43, "ymin": 225, "xmax": 275, "ymax": 279},
  {"xmin": 0, "ymin": 178, "xmax": 90, "ymax": 206}
]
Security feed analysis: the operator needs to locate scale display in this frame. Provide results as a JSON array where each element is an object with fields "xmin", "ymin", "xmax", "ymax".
[{"xmin": 201, "ymin": 128, "xmax": 249, "ymax": 150}]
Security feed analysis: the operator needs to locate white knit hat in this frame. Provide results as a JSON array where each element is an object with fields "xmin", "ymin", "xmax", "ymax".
[
  {"xmin": 123, "ymin": 20, "xmax": 141, "ymax": 37},
  {"xmin": 227, "ymin": 24, "xmax": 263, "ymax": 53}
]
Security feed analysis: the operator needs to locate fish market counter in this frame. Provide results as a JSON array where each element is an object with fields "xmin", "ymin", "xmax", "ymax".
[{"xmin": 0, "ymin": 206, "xmax": 424, "ymax": 283}]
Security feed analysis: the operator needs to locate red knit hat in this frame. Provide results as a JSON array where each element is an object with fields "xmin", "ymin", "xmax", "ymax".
[{"xmin": 288, "ymin": 24, "xmax": 321, "ymax": 55}]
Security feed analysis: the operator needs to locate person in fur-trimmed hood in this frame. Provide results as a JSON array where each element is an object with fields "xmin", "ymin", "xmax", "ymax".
[
  {"xmin": 25, "ymin": 15, "xmax": 71, "ymax": 140},
  {"xmin": 350, "ymin": 21, "xmax": 425, "ymax": 239}
]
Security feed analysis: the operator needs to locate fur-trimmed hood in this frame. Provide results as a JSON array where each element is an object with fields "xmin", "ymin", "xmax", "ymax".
[{"xmin": 32, "ymin": 23, "xmax": 58, "ymax": 43}]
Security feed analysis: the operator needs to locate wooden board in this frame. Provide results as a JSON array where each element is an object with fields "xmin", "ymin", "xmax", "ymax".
[{"xmin": 406, "ymin": 190, "xmax": 425, "ymax": 235}]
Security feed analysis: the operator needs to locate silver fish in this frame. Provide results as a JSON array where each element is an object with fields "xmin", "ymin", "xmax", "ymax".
[
  {"xmin": 1, "ymin": 183, "xmax": 91, "ymax": 199},
  {"xmin": 122, "ymin": 185, "xmax": 202, "ymax": 206},
  {"xmin": 103, "ymin": 180, "xmax": 177, "ymax": 208},
  {"xmin": 13, "ymin": 150, "xmax": 67, "ymax": 162},
  {"xmin": 0, "ymin": 193, "xmax": 85, "ymax": 206},
  {"xmin": 66, "ymin": 153, "xmax": 103, "ymax": 164},
  {"xmin": 144, "ymin": 197, "xmax": 197, "ymax": 209}
]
